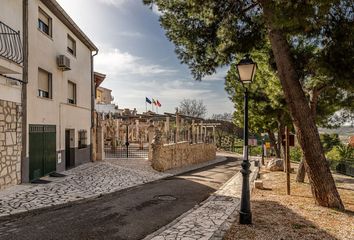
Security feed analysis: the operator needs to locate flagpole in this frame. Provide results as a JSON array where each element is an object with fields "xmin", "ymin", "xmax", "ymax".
[{"xmin": 145, "ymin": 101, "xmax": 147, "ymax": 113}]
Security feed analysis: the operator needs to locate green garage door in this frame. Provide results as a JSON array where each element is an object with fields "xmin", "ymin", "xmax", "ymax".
[{"xmin": 29, "ymin": 125, "xmax": 56, "ymax": 181}]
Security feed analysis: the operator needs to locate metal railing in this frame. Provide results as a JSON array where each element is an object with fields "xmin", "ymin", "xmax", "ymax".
[
  {"xmin": 104, "ymin": 143, "xmax": 149, "ymax": 159},
  {"xmin": 0, "ymin": 21, "xmax": 23, "ymax": 64}
]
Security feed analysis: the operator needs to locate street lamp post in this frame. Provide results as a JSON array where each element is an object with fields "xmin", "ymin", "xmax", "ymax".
[{"xmin": 236, "ymin": 54, "xmax": 257, "ymax": 225}]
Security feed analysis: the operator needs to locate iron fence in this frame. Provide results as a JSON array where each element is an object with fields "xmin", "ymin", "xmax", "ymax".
[
  {"xmin": 104, "ymin": 143, "xmax": 148, "ymax": 159},
  {"xmin": 0, "ymin": 21, "xmax": 23, "ymax": 64},
  {"xmin": 334, "ymin": 161, "xmax": 354, "ymax": 177}
]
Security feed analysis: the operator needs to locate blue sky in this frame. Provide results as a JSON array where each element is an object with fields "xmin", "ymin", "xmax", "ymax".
[{"xmin": 57, "ymin": 0, "xmax": 234, "ymax": 116}]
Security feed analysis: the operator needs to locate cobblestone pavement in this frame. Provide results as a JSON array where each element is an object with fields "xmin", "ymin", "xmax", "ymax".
[
  {"xmin": 0, "ymin": 154, "xmax": 229, "ymax": 218},
  {"xmin": 0, "ymin": 159, "xmax": 170, "ymax": 217},
  {"xmin": 145, "ymin": 159, "xmax": 260, "ymax": 240}
]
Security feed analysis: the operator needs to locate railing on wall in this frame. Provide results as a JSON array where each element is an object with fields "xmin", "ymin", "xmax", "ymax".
[{"xmin": 0, "ymin": 21, "xmax": 23, "ymax": 65}]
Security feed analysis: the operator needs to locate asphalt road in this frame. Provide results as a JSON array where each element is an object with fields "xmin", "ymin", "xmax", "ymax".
[{"xmin": 0, "ymin": 157, "xmax": 241, "ymax": 240}]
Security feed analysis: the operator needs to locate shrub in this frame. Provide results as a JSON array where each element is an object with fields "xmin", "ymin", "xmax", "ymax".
[
  {"xmin": 290, "ymin": 146, "xmax": 302, "ymax": 162},
  {"xmin": 249, "ymin": 146, "xmax": 263, "ymax": 156},
  {"xmin": 326, "ymin": 146, "xmax": 341, "ymax": 162},
  {"xmin": 337, "ymin": 144, "xmax": 354, "ymax": 162},
  {"xmin": 320, "ymin": 133, "xmax": 341, "ymax": 153}
]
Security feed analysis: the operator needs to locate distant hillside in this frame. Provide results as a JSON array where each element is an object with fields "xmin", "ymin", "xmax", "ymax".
[{"xmin": 318, "ymin": 127, "xmax": 354, "ymax": 143}]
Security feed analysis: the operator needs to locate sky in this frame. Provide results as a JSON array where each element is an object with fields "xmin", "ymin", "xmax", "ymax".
[{"xmin": 56, "ymin": 0, "xmax": 234, "ymax": 117}]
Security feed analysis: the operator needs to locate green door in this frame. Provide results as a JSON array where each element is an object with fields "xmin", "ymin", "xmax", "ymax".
[{"xmin": 29, "ymin": 125, "xmax": 56, "ymax": 181}]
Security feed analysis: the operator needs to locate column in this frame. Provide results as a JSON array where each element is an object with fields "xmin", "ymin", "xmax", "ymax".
[
  {"xmin": 213, "ymin": 126, "xmax": 216, "ymax": 143},
  {"xmin": 192, "ymin": 120, "xmax": 195, "ymax": 143},
  {"xmin": 175, "ymin": 113, "xmax": 180, "ymax": 143}
]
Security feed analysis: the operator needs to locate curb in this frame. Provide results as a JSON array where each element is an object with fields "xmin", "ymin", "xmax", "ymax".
[
  {"xmin": 210, "ymin": 160, "xmax": 260, "ymax": 239},
  {"xmin": 144, "ymin": 159, "xmax": 260, "ymax": 240}
]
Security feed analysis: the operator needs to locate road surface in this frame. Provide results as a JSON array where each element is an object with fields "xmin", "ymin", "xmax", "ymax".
[{"xmin": 0, "ymin": 157, "xmax": 241, "ymax": 240}]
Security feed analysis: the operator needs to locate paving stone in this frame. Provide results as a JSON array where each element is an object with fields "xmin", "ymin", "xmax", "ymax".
[
  {"xmin": 146, "ymin": 157, "xmax": 260, "ymax": 240},
  {"xmin": 0, "ymin": 158, "xmax": 170, "ymax": 217}
]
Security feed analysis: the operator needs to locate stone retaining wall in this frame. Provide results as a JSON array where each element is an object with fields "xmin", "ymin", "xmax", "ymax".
[
  {"xmin": 151, "ymin": 142, "xmax": 216, "ymax": 171},
  {"xmin": 0, "ymin": 100, "xmax": 22, "ymax": 190}
]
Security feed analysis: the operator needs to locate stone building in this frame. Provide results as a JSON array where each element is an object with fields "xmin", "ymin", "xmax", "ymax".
[
  {"xmin": 96, "ymin": 86, "xmax": 114, "ymax": 104},
  {"xmin": 1, "ymin": 0, "xmax": 99, "ymax": 188},
  {"xmin": 0, "ymin": 0, "xmax": 23, "ymax": 189}
]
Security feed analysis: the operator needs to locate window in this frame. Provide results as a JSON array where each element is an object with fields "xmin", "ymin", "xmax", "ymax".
[
  {"xmin": 38, "ymin": 68, "xmax": 52, "ymax": 99},
  {"xmin": 68, "ymin": 81, "xmax": 76, "ymax": 104},
  {"xmin": 38, "ymin": 8, "xmax": 52, "ymax": 36},
  {"xmin": 78, "ymin": 130, "xmax": 87, "ymax": 149},
  {"xmin": 67, "ymin": 35, "xmax": 76, "ymax": 56}
]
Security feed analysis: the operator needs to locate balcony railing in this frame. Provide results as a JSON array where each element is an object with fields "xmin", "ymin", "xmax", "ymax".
[{"xmin": 0, "ymin": 21, "xmax": 23, "ymax": 65}]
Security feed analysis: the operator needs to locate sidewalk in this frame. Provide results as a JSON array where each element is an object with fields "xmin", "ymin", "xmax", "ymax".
[
  {"xmin": 145, "ymin": 157, "xmax": 260, "ymax": 240},
  {"xmin": 0, "ymin": 153, "xmax": 228, "ymax": 218}
]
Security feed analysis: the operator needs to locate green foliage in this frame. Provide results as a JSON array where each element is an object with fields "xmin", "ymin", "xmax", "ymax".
[
  {"xmin": 249, "ymin": 146, "xmax": 263, "ymax": 156},
  {"xmin": 290, "ymin": 146, "xmax": 302, "ymax": 162},
  {"xmin": 326, "ymin": 144, "xmax": 354, "ymax": 162},
  {"xmin": 336, "ymin": 144, "xmax": 354, "ymax": 162},
  {"xmin": 224, "ymin": 46, "xmax": 291, "ymax": 133},
  {"xmin": 320, "ymin": 134, "xmax": 341, "ymax": 153},
  {"xmin": 144, "ymin": 0, "xmax": 354, "ymax": 128}
]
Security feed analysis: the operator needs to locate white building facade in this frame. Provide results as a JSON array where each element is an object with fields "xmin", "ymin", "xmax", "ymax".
[{"xmin": 1, "ymin": 0, "xmax": 98, "ymax": 188}]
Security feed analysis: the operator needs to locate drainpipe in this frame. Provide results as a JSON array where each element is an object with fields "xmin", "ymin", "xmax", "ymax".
[
  {"xmin": 21, "ymin": 0, "xmax": 29, "ymax": 183},
  {"xmin": 90, "ymin": 50, "xmax": 98, "ymax": 161}
]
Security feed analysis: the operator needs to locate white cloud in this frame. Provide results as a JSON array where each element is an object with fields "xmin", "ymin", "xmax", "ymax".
[
  {"xmin": 95, "ymin": 48, "xmax": 177, "ymax": 77},
  {"xmin": 117, "ymin": 31, "xmax": 144, "ymax": 38},
  {"xmin": 97, "ymin": 0, "xmax": 127, "ymax": 7},
  {"xmin": 203, "ymin": 67, "xmax": 229, "ymax": 81},
  {"xmin": 152, "ymin": 4, "xmax": 163, "ymax": 16}
]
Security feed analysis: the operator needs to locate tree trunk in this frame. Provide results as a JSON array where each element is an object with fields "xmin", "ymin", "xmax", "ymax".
[
  {"xmin": 277, "ymin": 118, "xmax": 285, "ymax": 159},
  {"xmin": 296, "ymin": 88, "xmax": 320, "ymax": 182},
  {"xmin": 261, "ymin": 2, "xmax": 344, "ymax": 210},
  {"xmin": 296, "ymin": 155, "xmax": 306, "ymax": 182},
  {"xmin": 268, "ymin": 130, "xmax": 280, "ymax": 158}
]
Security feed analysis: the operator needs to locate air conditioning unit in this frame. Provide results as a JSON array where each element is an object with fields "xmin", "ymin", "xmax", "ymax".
[{"xmin": 57, "ymin": 55, "xmax": 71, "ymax": 71}]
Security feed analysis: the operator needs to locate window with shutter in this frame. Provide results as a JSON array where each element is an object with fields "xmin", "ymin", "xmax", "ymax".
[
  {"xmin": 38, "ymin": 68, "xmax": 52, "ymax": 99},
  {"xmin": 67, "ymin": 35, "xmax": 76, "ymax": 56},
  {"xmin": 68, "ymin": 81, "xmax": 76, "ymax": 104},
  {"xmin": 38, "ymin": 8, "xmax": 52, "ymax": 36}
]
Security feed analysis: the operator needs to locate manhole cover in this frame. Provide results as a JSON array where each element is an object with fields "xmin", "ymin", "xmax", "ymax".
[{"xmin": 155, "ymin": 195, "xmax": 177, "ymax": 201}]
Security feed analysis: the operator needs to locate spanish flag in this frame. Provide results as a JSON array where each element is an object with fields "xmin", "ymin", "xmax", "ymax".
[
  {"xmin": 156, "ymin": 100, "xmax": 161, "ymax": 107},
  {"xmin": 152, "ymin": 98, "xmax": 157, "ymax": 106}
]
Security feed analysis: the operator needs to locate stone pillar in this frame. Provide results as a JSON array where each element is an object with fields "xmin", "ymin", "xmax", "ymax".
[
  {"xmin": 200, "ymin": 121, "xmax": 203, "ymax": 142},
  {"xmin": 213, "ymin": 126, "xmax": 216, "ymax": 143},
  {"xmin": 192, "ymin": 120, "xmax": 195, "ymax": 143},
  {"xmin": 151, "ymin": 129, "xmax": 163, "ymax": 170},
  {"xmin": 96, "ymin": 125, "xmax": 105, "ymax": 161},
  {"xmin": 175, "ymin": 113, "xmax": 180, "ymax": 143},
  {"xmin": 147, "ymin": 124, "xmax": 155, "ymax": 161},
  {"xmin": 116, "ymin": 119, "xmax": 121, "ymax": 144},
  {"xmin": 196, "ymin": 123, "xmax": 199, "ymax": 143},
  {"xmin": 135, "ymin": 119, "xmax": 139, "ymax": 141},
  {"xmin": 180, "ymin": 118, "xmax": 184, "ymax": 141},
  {"xmin": 165, "ymin": 116, "xmax": 170, "ymax": 142}
]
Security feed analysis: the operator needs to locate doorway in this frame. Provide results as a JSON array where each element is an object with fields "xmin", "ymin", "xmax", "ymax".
[
  {"xmin": 29, "ymin": 125, "xmax": 56, "ymax": 181},
  {"xmin": 65, "ymin": 129, "xmax": 75, "ymax": 169}
]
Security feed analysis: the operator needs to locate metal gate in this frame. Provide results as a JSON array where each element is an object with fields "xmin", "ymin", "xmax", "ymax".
[
  {"xmin": 29, "ymin": 125, "xmax": 56, "ymax": 181},
  {"xmin": 104, "ymin": 143, "xmax": 148, "ymax": 159}
]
